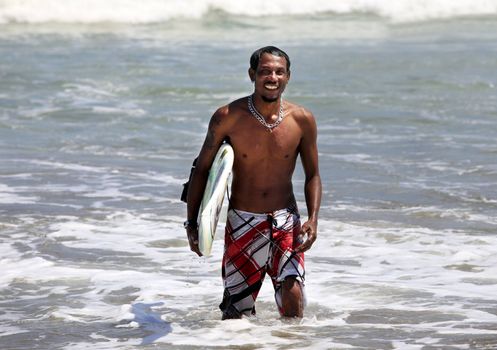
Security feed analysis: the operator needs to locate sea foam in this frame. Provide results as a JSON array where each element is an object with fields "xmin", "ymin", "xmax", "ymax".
[{"xmin": 0, "ymin": 0, "xmax": 496, "ymax": 24}]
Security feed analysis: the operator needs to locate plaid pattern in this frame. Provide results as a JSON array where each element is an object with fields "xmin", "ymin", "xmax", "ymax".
[{"xmin": 219, "ymin": 207, "xmax": 305, "ymax": 318}]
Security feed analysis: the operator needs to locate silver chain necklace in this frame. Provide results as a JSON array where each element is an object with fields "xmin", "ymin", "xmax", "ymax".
[{"xmin": 247, "ymin": 94, "xmax": 284, "ymax": 131}]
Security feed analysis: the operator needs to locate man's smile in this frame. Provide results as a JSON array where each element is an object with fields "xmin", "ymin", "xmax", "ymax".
[{"xmin": 264, "ymin": 83, "xmax": 278, "ymax": 90}]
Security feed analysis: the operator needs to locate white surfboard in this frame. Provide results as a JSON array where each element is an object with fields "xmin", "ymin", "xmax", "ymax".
[{"xmin": 198, "ymin": 143, "xmax": 234, "ymax": 256}]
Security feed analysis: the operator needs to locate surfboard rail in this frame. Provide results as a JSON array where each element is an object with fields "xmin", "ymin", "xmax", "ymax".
[{"xmin": 198, "ymin": 144, "xmax": 234, "ymax": 256}]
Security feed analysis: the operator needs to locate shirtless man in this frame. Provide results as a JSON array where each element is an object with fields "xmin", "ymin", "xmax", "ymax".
[{"xmin": 185, "ymin": 46, "xmax": 321, "ymax": 319}]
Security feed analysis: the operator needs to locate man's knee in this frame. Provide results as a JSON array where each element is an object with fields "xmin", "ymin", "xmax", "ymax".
[{"xmin": 281, "ymin": 277, "xmax": 304, "ymax": 318}]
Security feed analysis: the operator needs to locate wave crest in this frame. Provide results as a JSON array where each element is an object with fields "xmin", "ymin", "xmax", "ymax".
[{"xmin": 1, "ymin": 0, "xmax": 497, "ymax": 24}]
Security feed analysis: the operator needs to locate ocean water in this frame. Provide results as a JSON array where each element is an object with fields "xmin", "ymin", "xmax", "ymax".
[{"xmin": 1, "ymin": 1, "xmax": 497, "ymax": 349}]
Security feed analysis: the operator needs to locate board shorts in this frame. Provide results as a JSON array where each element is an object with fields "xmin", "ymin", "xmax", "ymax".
[{"xmin": 219, "ymin": 206, "xmax": 305, "ymax": 318}]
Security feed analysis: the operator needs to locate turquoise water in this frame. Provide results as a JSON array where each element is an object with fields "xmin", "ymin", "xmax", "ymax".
[{"xmin": 1, "ymin": 8, "xmax": 497, "ymax": 350}]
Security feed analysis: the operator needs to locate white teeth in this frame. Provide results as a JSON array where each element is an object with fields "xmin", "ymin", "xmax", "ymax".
[{"xmin": 265, "ymin": 84, "xmax": 277, "ymax": 90}]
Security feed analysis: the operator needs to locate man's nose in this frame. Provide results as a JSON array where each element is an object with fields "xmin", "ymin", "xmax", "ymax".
[{"xmin": 267, "ymin": 71, "xmax": 277, "ymax": 80}]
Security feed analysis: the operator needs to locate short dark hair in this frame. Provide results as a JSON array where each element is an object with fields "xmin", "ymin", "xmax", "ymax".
[{"xmin": 250, "ymin": 46, "xmax": 291, "ymax": 71}]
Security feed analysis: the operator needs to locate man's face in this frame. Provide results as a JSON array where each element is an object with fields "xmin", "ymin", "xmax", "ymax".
[{"xmin": 250, "ymin": 53, "xmax": 290, "ymax": 103}]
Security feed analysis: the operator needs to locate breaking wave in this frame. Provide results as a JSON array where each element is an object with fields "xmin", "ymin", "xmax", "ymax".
[{"xmin": 1, "ymin": 0, "xmax": 497, "ymax": 24}]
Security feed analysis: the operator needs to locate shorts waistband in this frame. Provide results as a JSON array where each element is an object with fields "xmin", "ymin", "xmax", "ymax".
[{"xmin": 228, "ymin": 205, "xmax": 298, "ymax": 218}]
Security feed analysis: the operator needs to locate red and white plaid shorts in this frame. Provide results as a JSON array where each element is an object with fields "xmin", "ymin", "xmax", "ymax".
[{"xmin": 219, "ymin": 206, "xmax": 305, "ymax": 318}]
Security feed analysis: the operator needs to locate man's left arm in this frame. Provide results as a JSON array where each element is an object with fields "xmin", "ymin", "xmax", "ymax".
[{"xmin": 296, "ymin": 109, "xmax": 322, "ymax": 253}]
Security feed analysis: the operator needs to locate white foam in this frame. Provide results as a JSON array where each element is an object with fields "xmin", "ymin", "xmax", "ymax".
[
  {"xmin": 330, "ymin": 153, "xmax": 380, "ymax": 165},
  {"xmin": 0, "ymin": 183, "xmax": 38, "ymax": 204},
  {"xmin": 28, "ymin": 160, "xmax": 107, "ymax": 173},
  {"xmin": 403, "ymin": 205, "xmax": 497, "ymax": 225},
  {"xmin": 3, "ymin": 210, "xmax": 497, "ymax": 347},
  {"xmin": 306, "ymin": 219, "xmax": 497, "ymax": 311},
  {"xmin": 91, "ymin": 106, "xmax": 146, "ymax": 117},
  {"xmin": 0, "ymin": 324, "xmax": 30, "ymax": 337},
  {"xmin": 0, "ymin": 0, "xmax": 496, "ymax": 24}
]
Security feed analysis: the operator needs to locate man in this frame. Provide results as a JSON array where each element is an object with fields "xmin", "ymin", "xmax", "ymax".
[{"xmin": 185, "ymin": 46, "xmax": 321, "ymax": 319}]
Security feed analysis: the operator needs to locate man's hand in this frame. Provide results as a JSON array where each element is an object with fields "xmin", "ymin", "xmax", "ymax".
[
  {"xmin": 295, "ymin": 220, "xmax": 317, "ymax": 253},
  {"xmin": 186, "ymin": 226, "xmax": 203, "ymax": 256}
]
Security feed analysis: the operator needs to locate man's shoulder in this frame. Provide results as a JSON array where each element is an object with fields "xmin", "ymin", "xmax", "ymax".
[
  {"xmin": 213, "ymin": 97, "xmax": 247, "ymax": 117},
  {"xmin": 286, "ymin": 100, "xmax": 315, "ymax": 123},
  {"xmin": 210, "ymin": 97, "xmax": 248, "ymax": 129}
]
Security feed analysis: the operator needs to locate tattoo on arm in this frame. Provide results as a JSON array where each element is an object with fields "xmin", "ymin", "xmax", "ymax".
[
  {"xmin": 205, "ymin": 113, "xmax": 223, "ymax": 150},
  {"xmin": 205, "ymin": 129, "xmax": 216, "ymax": 149}
]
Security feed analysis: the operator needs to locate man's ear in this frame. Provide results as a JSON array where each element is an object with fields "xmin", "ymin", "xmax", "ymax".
[{"xmin": 248, "ymin": 68, "xmax": 255, "ymax": 82}]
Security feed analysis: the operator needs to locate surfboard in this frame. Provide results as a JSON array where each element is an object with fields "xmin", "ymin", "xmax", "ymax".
[{"xmin": 198, "ymin": 143, "xmax": 234, "ymax": 256}]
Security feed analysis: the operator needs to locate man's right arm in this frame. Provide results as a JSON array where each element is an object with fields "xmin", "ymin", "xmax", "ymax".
[{"xmin": 186, "ymin": 108, "xmax": 229, "ymax": 256}]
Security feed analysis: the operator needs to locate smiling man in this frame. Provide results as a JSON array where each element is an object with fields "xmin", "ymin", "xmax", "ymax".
[{"xmin": 185, "ymin": 46, "xmax": 321, "ymax": 319}]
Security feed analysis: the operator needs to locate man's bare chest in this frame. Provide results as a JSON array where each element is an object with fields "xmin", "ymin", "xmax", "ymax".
[{"xmin": 229, "ymin": 123, "xmax": 301, "ymax": 161}]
